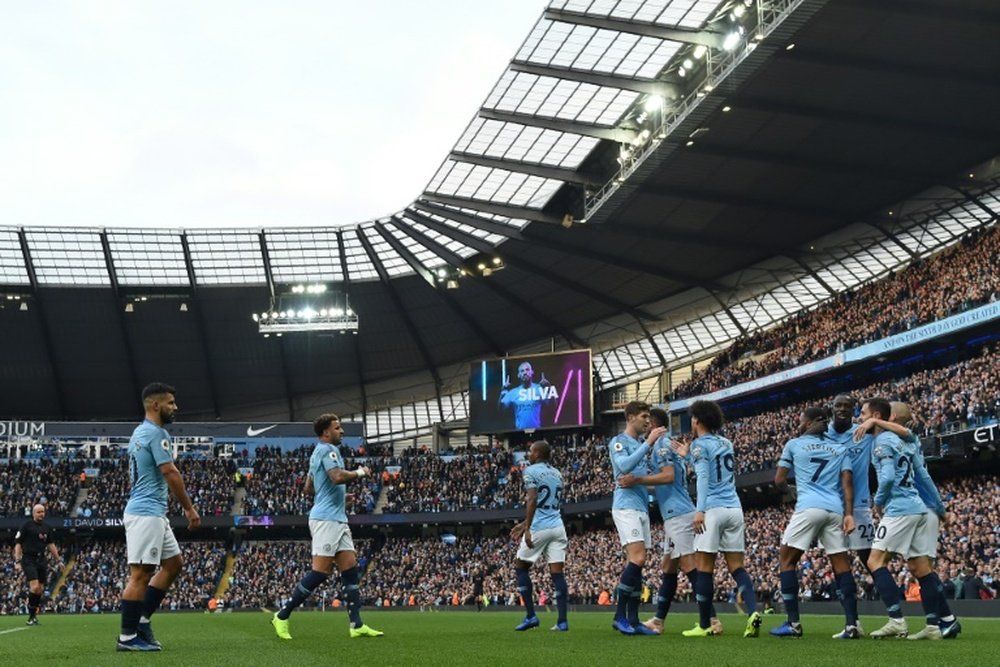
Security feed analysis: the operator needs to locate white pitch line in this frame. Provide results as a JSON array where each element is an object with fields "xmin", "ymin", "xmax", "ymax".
[{"xmin": 0, "ymin": 627, "xmax": 30, "ymax": 636}]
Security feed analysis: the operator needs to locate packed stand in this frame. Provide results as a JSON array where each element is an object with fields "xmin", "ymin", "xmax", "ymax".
[
  {"xmin": 0, "ymin": 458, "xmax": 81, "ymax": 517},
  {"xmin": 226, "ymin": 539, "xmax": 373, "ymax": 610},
  {"xmin": 241, "ymin": 446, "xmax": 384, "ymax": 516},
  {"xmin": 43, "ymin": 540, "xmax": 227, "ymax": 614},
  {"xmin": 724, "ymin": 342, "xmax": 1000, "ymax": 474},
  {"xmin": 672, "ymin": 225, "xmax": 1000, "ymax": 399},
  {"xmin": 77, "ymin": 457, "xmax": 235, "ymax": 518}
]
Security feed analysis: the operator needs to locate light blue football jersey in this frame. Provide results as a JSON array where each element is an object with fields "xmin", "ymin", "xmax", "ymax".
[
  {"xmin": 651, "ymin": 436, "xmax": 695, "ymax": 519},
  {"xmin": 609, "ymin": 432, "xmax": 651, "ymax": 512},
  {"xmin": 871, "ymin": 432, "xmax": 926, "ymax": 516},
  {"xmin": 308, "ymin": 443, "xmax": 349, "ymax": 523},
  {"xmin": 499, "ymin": 383, "xmax": 546, "ymax": 430},
  {"xmin": 690, "ymin": 434, "xmax": 740, "ymax": 512},
  {"xmin": 777, "ymin": 433, "xmax": 852, "ymax": 514},
  {"xmin": 124, "ymin": 419, "xmax": 174, "ymax": 517},
  {"xmin": 523, "ymin": 462, "xmax": 564, "ymax": 531},
  {"xmin": 826, "ymin": 423, "xmax": 873, "ymax": 508}
]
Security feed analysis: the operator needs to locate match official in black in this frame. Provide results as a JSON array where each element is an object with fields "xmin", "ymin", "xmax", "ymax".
[{"xmin": 14, "ymin": 503, "xmax": 63, "ymax": 625}]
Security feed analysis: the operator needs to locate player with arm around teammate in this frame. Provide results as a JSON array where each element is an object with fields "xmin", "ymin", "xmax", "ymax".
[
  {"xmin": 510, "ymin": 440, "xmax": 570, "ymax": 632},
  {"xmin": 769, "ymin": 407, "xmax": 859, "ymax": 639},
  {"xmin": 857, "ymin": 401, "xmax": 960, "ymax": 640},
  {"xmin": 632, "ymin": 408, "xmax": 722, "ymax": 636},
  {"xmin": 681, "ymin": 400, "xmax": 762, "ymax": 639},
  {"xmin": 608, "ymin": 400, "xmax": 667, "ymax": 635},
  {"xmin": 271, "ymin": 413, "xmax": 382, "ymax": 641}
]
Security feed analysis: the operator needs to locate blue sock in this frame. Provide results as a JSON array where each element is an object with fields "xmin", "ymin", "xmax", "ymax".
[
  {"xmin": 917, "ymin": 573, "xmax": 941, "ymax": 626},
  {"xmin": 277, "ymin": 569, "xmax": 328, "ymax": 620},
  {"xmin": 656, "ymin": 573, "xmax": 678, "ymax": 620},
  {"xmin": 141, "ymin": 585, "xmax": 167, "ymax": 621},
  {"xmin": 732, "ymin": 568, "xmax": 757, "ymax": 614},
  {"xmin": 551, "ymin": 573, "xmax": 568, "ymax": 623},
  {"xmin": 340, "ymin": 566, "xmax": 363, "ymax": 627},
  {"xmin": 120, "ymin": 599, "xmax": 143, "ymax": 637},
  {"xmin": 779, "ymin": 570, "xmax": 799, "ymax": 623},
  {"xmin": 871, "ymin": 567, "xmax": 903, "ymax": 618},
  {"xmin": 516, "ymin": 568, "xmax": 535, "ymax": 618},
  {"xmin": 835, "ymin": 571, "xmax": 858, "ymax": 627},
  {"xmin": 695, "ymin": 571, "xmax": 713, "ymax": 629},
  {"xmin": 627, "ymin": 591, "xmax": 641, "ymax": 625},
  {"xmin": 615, "ymin": 562, "xmax": 642, "ymax": 619},
  {"xmin": 687, "ymin": 569, "xmax": 717, "ymax": 619}
]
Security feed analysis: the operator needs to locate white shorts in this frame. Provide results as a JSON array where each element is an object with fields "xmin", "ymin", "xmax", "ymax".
[
  {"xmin": 872, "ymin": 513, "xmax": 926, "ymax": 558},
  {"xmin": 309, "ymin": 519, "xmax": 355, "ymax": 557},
  {"xmin": 662, "ymin": 512, "xmax": 696, "ymax": 558},
  {"xmin": 910, "ymin": 511, "xmax": 939, "ymax": 559},
  {"xmin": 781, "ymin": 508, "xmax": 848, "ymax": 554},
  {"xmin": 612, "ymin": 509, "xmax": 652, "ymax": 548},
  {"xmin": 693, "ymin": 507, "xmax": 745, "ymax": 553},
  {"xmin": 124, "ymin": 514, "xmax": 181, "ymax": 565},
  {"xmin": 516, "ymin": 526, "xmax": 568, "ymax": 564},
  {"xmin": 849, "ymin": 506, "xmax": 875, "ymax": 550}
]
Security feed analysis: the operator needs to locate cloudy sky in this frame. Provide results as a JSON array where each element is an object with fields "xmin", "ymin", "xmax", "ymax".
[{"xmin": 0, "ymin": 0, "xmax": 544, "ymax": 229}]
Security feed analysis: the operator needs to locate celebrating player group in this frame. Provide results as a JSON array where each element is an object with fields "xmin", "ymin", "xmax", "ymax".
[
  {"xmin": 509, "ymin": 396, "xmax": 960, "ymax": 642},
  {"xmin": 16, "ymin": 382, "xmax": 957, "ymax": 653}
]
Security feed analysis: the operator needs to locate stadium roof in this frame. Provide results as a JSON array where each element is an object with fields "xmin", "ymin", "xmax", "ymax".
[{"xmin": 2, "ymin": 0, "xmax": 1000, "ymax": 438}]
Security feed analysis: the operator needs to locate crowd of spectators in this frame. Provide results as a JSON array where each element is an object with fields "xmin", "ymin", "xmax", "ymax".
[
  {"xmin": 241, "ymin": 446, "xmax": 383, "ymax": 516},
  {"xmin": 226, "ymin": 539, "xmax": 373, "ymax": 611},
  {"xmin": 77, "ymin": 457, "xmax": 235, "ymax": 518},
  {"xmin": 725, "ymin": 342, "xmax": 1000, "ymax": 474},
  {"xmin": 0, "ymin": 458, "xmax": 80, "ymax": 517},
  {"xmin": 672, "ymin": 224, "xmax": 1000, "ymax": 399}
]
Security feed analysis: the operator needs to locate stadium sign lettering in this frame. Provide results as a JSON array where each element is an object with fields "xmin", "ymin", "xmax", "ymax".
[
  {"xmin": 62, "ymin": 517, "xmax": 125, "ymax": 528},
  {"xmin": 0, "ymin": 421, "xmax": 45, "ymax": 437},
  {"xmin": 974, "ymin": 424, "xmax": 998, "ymax": 445},
  {"xmin": 518, "ymin": 386, "xmax": 559, "ymax": 401}
]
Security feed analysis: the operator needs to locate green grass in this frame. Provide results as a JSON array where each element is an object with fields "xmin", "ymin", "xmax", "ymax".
[{"xmin": 0, "ymin": 611, "xmax": 993, "ymax": 666}]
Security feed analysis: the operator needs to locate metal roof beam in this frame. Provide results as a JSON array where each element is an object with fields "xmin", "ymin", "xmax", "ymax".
[
  {"xmin": 784, "ymin": 48, "xmax": 1000, "ymax": 89},
  {"xmin": 99, "ymin": 231, "xmax": 141, "ymax": 404},
  {"xmin": 379, "ymin": 219, "xmax": 506, "ymax": 357},
  {"xmin": 508, "ymin": 60, "xmax": 682, "ymax": 98},
  {"xmin": 356, "ymin": 230, "xmax": 444, "ymax": 411},
  {"xmin": 179, "ymin": 233, "xmax": 222, "ymax": 419},
  {"xmin": 259, "ymin": 232, "xmax": 295, "ymax": 420},
  {"xmin": 17, "ymin": 229, "xmax": 67, "ymax": 416},
  {"xmin": 477, "ymin": 107, "xmax": 637, "ymax": 143},
  {"xmin": 337, "ymin": 231, "xmax": 368, "ymax": 423},
  {"xmin": 409, "ymin": 202, "xmax": 523, "ymax": 240},
  {"xmin": 419, "ymin": 193, "xmax": 567, "ymax": 225},
  {"xmin": 543, "ymin": 8, "xmax": 725, "ymax": 48},
  {"xmin": 388, "ymin": 215, "xmax": 588, "ymax": 348},
  {"xmin": 448, "ymin": 150, "xmax": 601, "ymax": 186}
]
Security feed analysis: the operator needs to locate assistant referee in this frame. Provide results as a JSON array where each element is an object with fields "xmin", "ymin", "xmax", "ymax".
[{"xmin": 14, "ymin": 503, "xmax": 62, "ymax": 625}]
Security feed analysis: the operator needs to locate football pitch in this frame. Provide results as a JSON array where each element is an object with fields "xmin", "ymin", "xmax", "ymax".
[{"xmin": 0, "ymin": 611, "xmax": 993, "ymax": 666}]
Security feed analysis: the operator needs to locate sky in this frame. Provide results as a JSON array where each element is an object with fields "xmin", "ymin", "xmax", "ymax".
[{"xmin": 0, "ymin": 0, "xmax": 545, "ymax": 229}]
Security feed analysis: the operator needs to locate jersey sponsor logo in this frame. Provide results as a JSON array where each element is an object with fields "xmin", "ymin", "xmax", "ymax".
[{"xmin": 246, "ymin": 424, "xmax": 278, "ymax": 437}]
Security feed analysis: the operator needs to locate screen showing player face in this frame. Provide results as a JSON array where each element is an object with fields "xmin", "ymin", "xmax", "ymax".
[{"xmin": 468, "ymin": 350, "xmax": 593, "ymax": 434}]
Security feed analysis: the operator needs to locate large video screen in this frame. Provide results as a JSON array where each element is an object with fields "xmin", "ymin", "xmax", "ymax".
[{"xmin": 469, "ymin": 350, "xmax": 593, "ymax": 434}]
